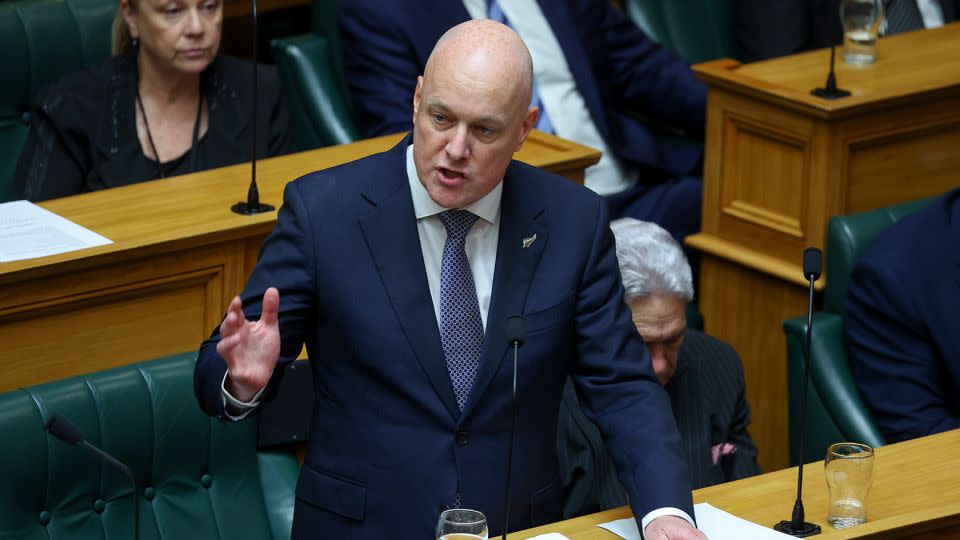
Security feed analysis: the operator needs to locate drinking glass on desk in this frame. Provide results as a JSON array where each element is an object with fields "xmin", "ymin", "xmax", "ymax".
[
  {"xmin": 436, "ymin": 508, "xmax": 488, "ymax": 540},
  {"xmin": 825, "ymin": 442, "xmax": 875, "ymax": 528},
  {"xmin": 840, "ymin": 0, "xmax": 884, "ymax": 65}
]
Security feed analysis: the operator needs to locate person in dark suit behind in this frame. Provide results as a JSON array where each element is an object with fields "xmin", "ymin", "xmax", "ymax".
[
  {"xmin": 14, "ymin": 0, "xmax": 290, "ymax": 202},
  {"xmin": 338, "ymin": 0, "xmax": 707, "ymax": 253},
  {"xmin": 557, "ymin": 218, "xmax": 761, "ymax": 518},
  {"xmin": 846, "ymin": 187, "xmax": 960, "ymax": 444},
  {"xmin": 736, "ymin": 0, "xmax": 959, "ymax": 62},
  {"xmin": 194, "ymin": 20, "xmax": 708, "ymax": 540}
]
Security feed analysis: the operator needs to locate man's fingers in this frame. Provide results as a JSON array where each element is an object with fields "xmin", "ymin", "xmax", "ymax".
[
  {"xmin": 260, "ymin": 287, "xmax": 280, "ymax": 327},
  {"xmin": 220, "ymin": 296, "xmax": 244, "ymax": 336}
]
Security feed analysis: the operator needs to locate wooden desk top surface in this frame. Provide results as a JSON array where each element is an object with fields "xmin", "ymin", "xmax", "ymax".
[
  {"xmin": 693, "ymin": 23, "xmax": 960, "ymax": 118},
  {"xmin": 515, "ymin": 429, "xmax": 960, "ymax": 539},
  {"xmin": 0, "ymin": 130, "xmax": 599, "ymax": 283}
]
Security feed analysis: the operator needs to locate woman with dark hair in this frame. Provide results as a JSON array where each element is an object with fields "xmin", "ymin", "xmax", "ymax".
[{"xmin": 14, "ymin": 0, "xmax": 290, "ymax": 202}]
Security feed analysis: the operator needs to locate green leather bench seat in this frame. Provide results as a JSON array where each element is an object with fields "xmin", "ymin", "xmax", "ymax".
[
  {"xmin": 622, "ymin": 0, "xmax": 738, "ymax": 63},
  {"xmin": 783, "ymin": 198, "xmax": 931, "ymax": 465},
  {"xmin": 0, "ymin": 0, "xmax": 117, "ymax": 202},
  {"xmin": 0, "ymin": 352, "xmax": 298, "ymax": 540}
]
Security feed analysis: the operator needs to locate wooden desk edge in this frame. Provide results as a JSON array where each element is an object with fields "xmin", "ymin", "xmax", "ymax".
[{"xmin": 686, "ymin": 233, "xmax": 827, "ymax": 291}]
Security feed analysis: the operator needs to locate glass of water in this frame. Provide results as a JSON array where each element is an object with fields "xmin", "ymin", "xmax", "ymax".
[
  {"xmin": 840, "ymin": 0, "xmax": 884, "ymax": 64},
  {"xmin": 825, "ymin": 442, "xmax": 875, "ymax": 528},
  {"xmin": 436, "ymin": 508, "xmax": 488, "ymax": 540}
]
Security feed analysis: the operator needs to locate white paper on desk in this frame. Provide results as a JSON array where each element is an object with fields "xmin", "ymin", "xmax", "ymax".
[
  {"xmin": 523, "ymin": 534, "xmax": 570, "ymax": 540},
  {"xmin": 598, "ymin": 503, "xmax": 792, "ymax": 540},
  {"xmin": 0, "ymin": 200, "xmax": 112, "ymax": 262}
]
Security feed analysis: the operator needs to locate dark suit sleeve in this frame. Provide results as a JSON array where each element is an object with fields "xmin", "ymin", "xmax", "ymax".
[
  {"xmin": 262, "ymin": 65, "xmax": 292, "ymax": 157},
  {"xmin": 338, "ymin": 0, "xmax": 423, "ymax": 138},
  {"xmin": 13, "ymin": 90, "xmax": 92, "ymax": 202},
  {"xmin": 194, "ymin": 180, "xmax": 318, "ymax": 418},
  {"xmin": 569, "ymin": 196, "xmax": 694, "ymax": 524},
  {"xmin": 735, "ymin": 0, "xmax": 842, "ymax": 61},
  {"xmin": 583, "ymin": 0, "xmax": 706, "ymax": 137},
  {"xmin": 846, "ymin": 251, "xmax": 960, "ymax": 443}
]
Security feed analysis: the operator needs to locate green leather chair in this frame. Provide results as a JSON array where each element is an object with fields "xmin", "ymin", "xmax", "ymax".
[
  {"xmin": 0, "ymin": 0, "xmax": 116, "ymax": 202},
  {"xmin": 270, "ymin": 0, "xmax": 357, "ymax": 151},
  {"xmin": 622, "ymin": 0, "xmax": 739, "ymax": 63},
  {"xmin": 0, "ymin": 352, "xmax": 299, "ymax": 540},
  {"xmin": 783, "ymin": 198, "xmax": 932, "ymax": 465}
]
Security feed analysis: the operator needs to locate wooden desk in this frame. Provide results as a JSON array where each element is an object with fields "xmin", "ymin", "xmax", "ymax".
[
  {"xmin": 686, "ymin": 23, "xmax": 960, "ymax": 472},
  {"xmin": 0, "ymin": 131, "xmax": 599, "ymax": 393},
  {"xmin": 515, "ymin": 429, "xmax": 960, "ymax": 539}
]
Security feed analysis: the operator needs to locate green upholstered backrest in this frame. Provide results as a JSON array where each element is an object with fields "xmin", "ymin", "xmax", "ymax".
[
  {"xmin": 271, "ymin": 34, "xmax": 357, "ymax": 151},
  {"xmin": 823, "ymin": 197, "xmax": 933, "ymax": 315},
  {"xmin": 0, "ymin": 0, "xmax": 116, "ymax": 202},
  {"xmin": 0, "ymin": 352, "xmax": 299, "ymax": 540},
  {"xmin": 782, "ymin": 197, "xmax": 932, "ymax": 464},
  {"xmin": 784, "ymin": 314, "xmax": 885, "ymax": 465},
  {"xmin": 622, "ymin": 0, "xmax": 738, "ymax": 63}
]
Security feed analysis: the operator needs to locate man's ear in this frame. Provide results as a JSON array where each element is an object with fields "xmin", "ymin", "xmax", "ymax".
[
  {"xmin": 514, "ymin": 106, "xmax": 539, "ymax": 152},
  {"xmin": 412, "ymin": 76, "xmax": 424, "ymax": 124}
]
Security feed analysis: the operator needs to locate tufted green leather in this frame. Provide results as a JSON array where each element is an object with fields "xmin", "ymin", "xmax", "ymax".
[
  {"xmin": 622, "ymin": 0, "xmax": 738, "ymax": 63},
  {"xmin": 0, "ymin": 0, "xmax": 116, "ymax": 202},
  {"xmin": 823, "ymin": 198, "xmax": 932, "ymax": 315},
  {"xmin": 783, "ymin": 198, "xmax": 932, "ymax": 465},
  {"xmin": 271, "ymin": 34, "xmax": 357, "ymax": 151},
  {"xmin": 0, "ymin": 352, "xmax": 299, "ymax": 540},
  {"xmin": 784, "ymin": 314, "xmax": 885, "ymax": 465}
]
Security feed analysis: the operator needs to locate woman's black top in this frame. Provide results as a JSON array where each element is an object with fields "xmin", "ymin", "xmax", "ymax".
[{"xmin": 13, "ymin": 49, "xmax": 291, "ymax": 202}]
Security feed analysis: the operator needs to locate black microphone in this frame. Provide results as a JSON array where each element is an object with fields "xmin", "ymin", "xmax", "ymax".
[
  {"xmin": 45, "ymin": 413, "xmax": 140, "ymax": 540},
  {"xmin": 231, "ymin": 0, "xmax": 274, "ymax": 215},
  {"xmin": 774, "ymin": 248, "xmax": 823, "ymax": 537},
  {"xmin": 501, "ymin": 315, "xmax": 525, "ymax": 540},
  {"xmin": 811, "ymin": 45, "xmax": 851, "ymax": 100}
]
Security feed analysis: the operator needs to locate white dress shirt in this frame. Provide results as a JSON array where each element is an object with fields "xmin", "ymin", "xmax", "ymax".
[{"xmin": 462, "ymin": 0, "xmax": 639, "ymax": 197}]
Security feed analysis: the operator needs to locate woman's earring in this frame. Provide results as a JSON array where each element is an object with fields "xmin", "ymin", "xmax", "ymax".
[{"xmin": 132, "ymin": 37, "xmax": 139, "ymax": 47}]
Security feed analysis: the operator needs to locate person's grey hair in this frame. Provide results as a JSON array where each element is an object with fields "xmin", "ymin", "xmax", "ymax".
[{"xmin": 609, "ymin": 218, "xmax": 694, "ymax": 303}]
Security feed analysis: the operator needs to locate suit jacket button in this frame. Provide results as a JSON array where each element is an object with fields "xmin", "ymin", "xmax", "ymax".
[{"xmin": 455, "ymin": 431, "xmax": 469, "ymax": 445}]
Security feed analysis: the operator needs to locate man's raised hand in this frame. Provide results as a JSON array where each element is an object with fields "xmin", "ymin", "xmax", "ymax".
[{"xmin": 217, "ymin": 287, "xmax": 282, "ymax": 402}]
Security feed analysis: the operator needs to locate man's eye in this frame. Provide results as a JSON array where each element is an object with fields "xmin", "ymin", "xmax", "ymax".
[
  {"xmin": 476, "ymin": 126, "xmax": 494, "ymax": 136},
  {"xmin": 431, "ymin": 113, "xmax": 448, "ymax": 123}
]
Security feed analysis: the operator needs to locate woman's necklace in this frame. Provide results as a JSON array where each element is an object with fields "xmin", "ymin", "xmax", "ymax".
[{"xmin": 135, "ymin": 75, "xmax": 204, "ymax": 179}]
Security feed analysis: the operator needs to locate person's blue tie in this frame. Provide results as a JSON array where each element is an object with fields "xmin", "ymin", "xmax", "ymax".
[
  {"xmin": 438, "ymin": 210, "xmax": 484, "ymax": 411},
  {"xmin": 885, "ymin": 0, "xmax": 925, "ymax": 34},
  {"xmin": 486, "ymin": 0, "xmax": 555, "ymax": 134}
]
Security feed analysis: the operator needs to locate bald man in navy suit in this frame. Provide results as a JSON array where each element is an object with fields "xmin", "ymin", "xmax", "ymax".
[{"xmin": 195, "ymin": 20, "xmax": 707, "ymax": 540}]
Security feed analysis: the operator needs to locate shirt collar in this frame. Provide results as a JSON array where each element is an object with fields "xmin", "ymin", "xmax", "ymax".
[{"xmin": 405, "ymin": 144, "xmax": 502, "ymax": 224}]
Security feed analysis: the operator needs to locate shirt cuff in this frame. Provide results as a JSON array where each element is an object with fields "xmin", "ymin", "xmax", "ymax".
[
  {"xmin": 220, "ymin": 372, "xmax": 266, "ymax": 420},
  {"xmin": 641, "ymin": 507, "xmax": 697, "ymax": 536}
]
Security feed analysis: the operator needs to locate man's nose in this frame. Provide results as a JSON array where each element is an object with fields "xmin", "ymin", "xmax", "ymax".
[{"xmin": 445, "ymin": 125, "xmax": 470, "ymax": 160}]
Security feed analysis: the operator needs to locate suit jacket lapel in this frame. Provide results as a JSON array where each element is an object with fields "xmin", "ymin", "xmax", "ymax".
[
  {"xmin": 358, "ymin": 139, "xmax": 461, "ymax": 422},
  {"xmin": 463, "ymin": 163, "xmax": 549, "ymax": 418}
]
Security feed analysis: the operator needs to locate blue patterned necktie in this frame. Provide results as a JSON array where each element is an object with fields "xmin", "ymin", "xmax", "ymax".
[
  {"xmin": 438, "ymin": 210, "xmax": 484, "ymax": 411},
  {"xmin": 486, "ymin": 0, "xmax": 555, "ymax": 134}
]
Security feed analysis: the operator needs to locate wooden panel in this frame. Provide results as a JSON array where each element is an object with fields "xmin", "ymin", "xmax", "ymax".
[
  {"xmin": 514, "ymin": 430, "xmax": 960, "ymax": 539},
  {"xmin": 845, "ymin": 110, "xmax": 960, "ymax": 213},
  {"xmin": 2, "ymin": 282, "xmax": 209, "ymax": 392},
  {"xmin": 699, "ymin": 254, "xmax": 809, "ymax": 473},
  {"xmin": 0, "ymin": 243, "xmax": 245, "ymax": 391}
]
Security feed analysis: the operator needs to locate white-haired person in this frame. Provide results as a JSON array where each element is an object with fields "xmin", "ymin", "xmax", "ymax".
[{"xmin": 557, "ymin": 218, "xmax": 762, "ymax": 518}]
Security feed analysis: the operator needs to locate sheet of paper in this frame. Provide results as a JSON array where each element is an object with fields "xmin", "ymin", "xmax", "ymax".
[
  {"xmin": 523, "ymin": 534, "xmax": 570, "ymax": 540},
  {"xmin": 0, "ymin": 200, "xmax": 112, "ymax": 262},
  {"xmin": 597, "ymin": 503, "xmax": 793, "ymax": 540}
]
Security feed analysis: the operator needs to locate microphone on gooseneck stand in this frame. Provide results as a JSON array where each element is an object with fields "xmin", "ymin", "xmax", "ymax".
[
  {"xmin": 231, "ymin": 0, "xmax": 274, "ymax": 215},
  {"xmin": 45, "ymin": 413, "xmax": 140, "ymax": 540},
  {"xmin": 501, "ymin": 315, "xmax": 526, "ymax": 540},
  {"xmin": 774, "ymin": 248, "xmax": 824, "ymax": 537},
  {"xmin": 811, "ymin": 46, "xmax": 851, "ymax": 100}
]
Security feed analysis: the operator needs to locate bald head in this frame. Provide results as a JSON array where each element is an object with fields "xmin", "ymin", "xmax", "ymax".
[
  {"xmin": 425, "ymin": 19, "xmax": 534, "ymax": 115},
  {"xmin": 410, "ymin": 19, "xmax": 539, "ymax": 210}
]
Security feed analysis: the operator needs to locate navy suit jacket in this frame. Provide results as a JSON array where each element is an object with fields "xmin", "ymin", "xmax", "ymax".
[
  {"xmin": 846, "ymin": 188, "xmax": 960, "ymax": 444},
  {"xmin": 338, "ymin": 0, "xmax": 706, "ymax": 180},
  {"xmin": 194, "ymin": 137, "xmax": 693, "ymax": 538}
]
